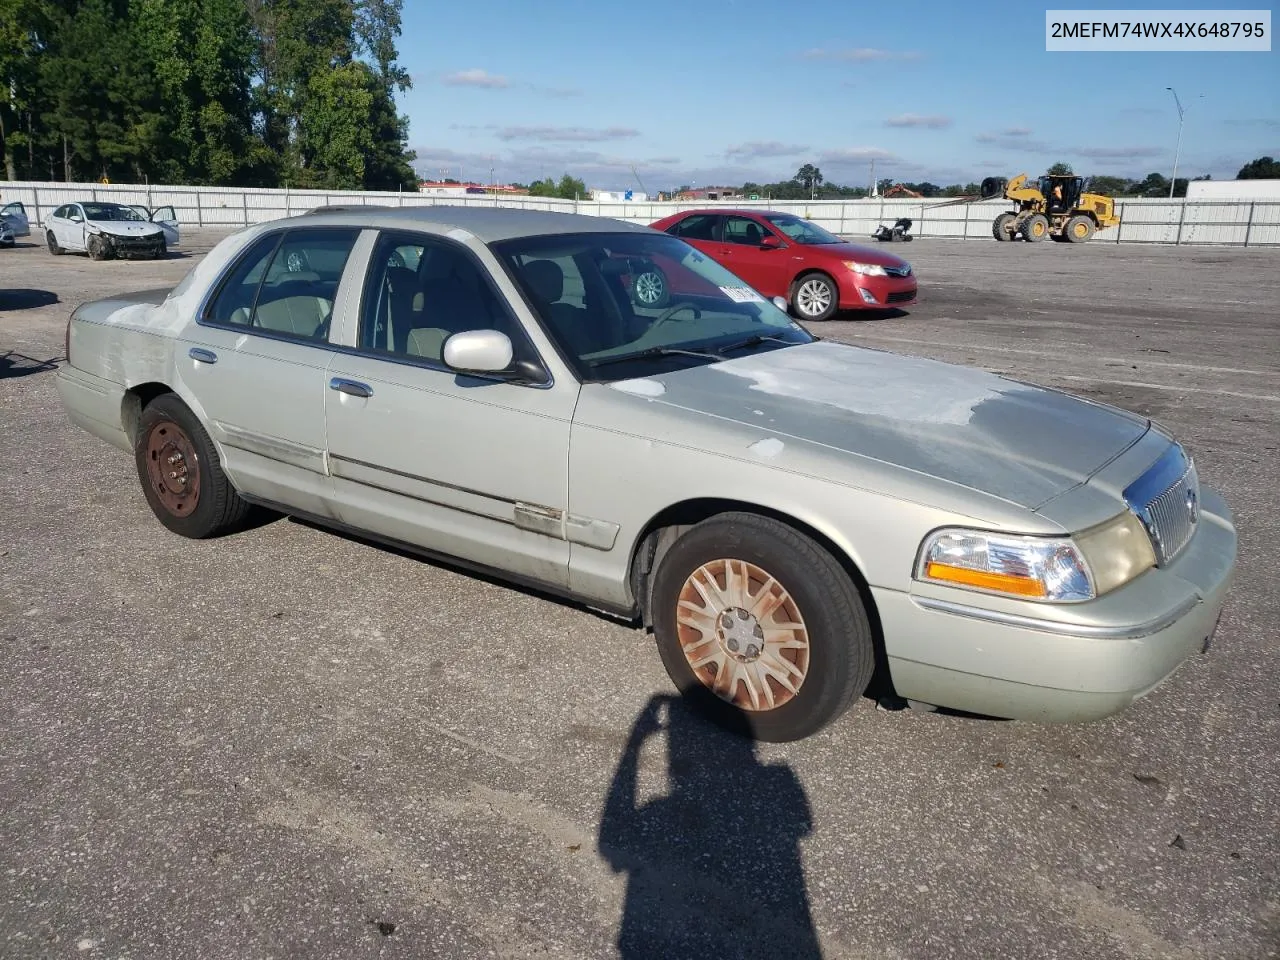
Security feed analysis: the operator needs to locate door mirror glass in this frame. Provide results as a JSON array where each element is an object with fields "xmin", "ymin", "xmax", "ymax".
[
  {"xmin": 772, "ymin": 296, "xmax": 789, "ymax": 312},
  {"xmin": 443, "ymin": 329, "xmax": 515, "ymax": 374}
]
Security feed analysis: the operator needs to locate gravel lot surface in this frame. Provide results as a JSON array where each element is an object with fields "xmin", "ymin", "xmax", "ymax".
[{"xmin": 2, "ymin": 230, "xmax": 1278, "ymax": 960}]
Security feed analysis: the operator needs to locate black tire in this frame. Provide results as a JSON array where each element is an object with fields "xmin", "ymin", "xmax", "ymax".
[
  {"xmin": 87, "ymin": 235, "xmax": 111, "ymax": 260},
  {"xmin": 47, "ymin": 231, "xmax": 63, "ymax": 256},
  {"xmin": 134, "ymin": 393, "xmax": 253, "ymax": 538},
  {"xmin": 630, "ymin": 266, "xmax": 671, "ymax": 309},
  {"xmin": 0, "ymin": 237, "xmax": 14, "ymax": 248},
  {"xmin": 992, "ymin": 213, "xmax": 1016, "ymax": 241},
  {"xmin": 1064, "ymin": 215, "xmax": 1095, "ymax": 243},
  {"xmin": 1021, "ymin": 214, "xmax": 1050, "ymax": 242},
  {"xmin": 790, "ymin": 272, "xmax": 839, "ymax": 322},
  {"xmin": 651, "ymin": 512, "xmax": 875, "ymax": 742},
  {"xmin": 154, "ymin": 239, "xmax": 167, "ymax": 260}
]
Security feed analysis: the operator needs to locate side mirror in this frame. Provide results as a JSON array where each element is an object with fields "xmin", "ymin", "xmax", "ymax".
[
  {"xmin": 771, "ymin": 296, "xmax": 789, "ymax": 312},
  {"xmin": 443, "ymin": 329, "xmax": 514, "ymax": 374},
  {"xmin": 760, "ymin": 235, "xmax": 783, "ymax": 249}
]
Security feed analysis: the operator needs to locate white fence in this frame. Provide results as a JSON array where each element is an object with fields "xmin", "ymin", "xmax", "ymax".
[{"xmin": 3, "ymin": 180, "xmax": 1278, "ymax": 246}]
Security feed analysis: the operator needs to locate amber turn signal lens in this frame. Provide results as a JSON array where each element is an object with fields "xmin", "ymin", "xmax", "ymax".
[{"xmin": 923, "ymin": 561, "xmax": 1049, "ymax": 598}]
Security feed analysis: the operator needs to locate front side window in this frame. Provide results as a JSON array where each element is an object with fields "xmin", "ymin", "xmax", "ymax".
[
  {"xmin": 68, "ymin": 206, "xmax": 83, "ymax": 222},
  {"xmin": 723, "ymin": 216, "xmax": 770, "ymax": 246},
  {"xmin": 205, "ymin": 227, "xmax": 359, "ymax": 341},
  {"xmin": 492, "ymin": 232, "xmax": 812, "ymax": 383},
  {"xmin": 359, "ymin": 231, "xmax": 527, "ymax": 365}
]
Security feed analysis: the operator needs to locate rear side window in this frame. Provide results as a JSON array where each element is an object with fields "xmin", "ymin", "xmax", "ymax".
[
  {"xmin": 204, "ymin": 228, "xmax": 360, "ymax": 342},
  {"xmin": 668, "ymin": 214, "xmax": 719, "ymax": 241}
]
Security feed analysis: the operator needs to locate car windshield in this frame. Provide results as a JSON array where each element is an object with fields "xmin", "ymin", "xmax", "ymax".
[
  {"xmin": 82, "ymin": 203, "xmax": 145, "ymax": 222},
  {"xmin": 491, "ymin": 232, "xmax": 813, "ymax": 382},
  {"xmin": 763, "ymin": 214, "xmax": 842, "ymax": 245}
]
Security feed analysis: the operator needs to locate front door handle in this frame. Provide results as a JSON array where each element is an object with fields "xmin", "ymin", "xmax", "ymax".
[
  {"xmin": 329, "ymin": 377, "xmax": 373, "ymax": 398},
  {"xmin": 189, "ymin": 347, "xmax": 217, "ymax": 364}
]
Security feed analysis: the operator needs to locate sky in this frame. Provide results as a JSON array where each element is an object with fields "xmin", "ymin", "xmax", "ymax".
[{"xmin": 396, "ymin": 0, "xmax": 1279, "ymax": 191}]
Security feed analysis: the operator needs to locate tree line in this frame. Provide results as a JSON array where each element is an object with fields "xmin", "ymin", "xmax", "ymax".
[
  {"xmin": 678, "ymin": 157, "xmax": 1279, "ymax": 202},
  {"xmin": 0, "ymin": 0, "xmax": 417, "ymax": 190}
]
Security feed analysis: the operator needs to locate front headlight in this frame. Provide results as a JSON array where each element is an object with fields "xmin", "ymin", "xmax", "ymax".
[
  {"xmin": 915, "ymin": 512, "xmax": 1155, "ymax": 603},
  {"xmin": 845, "ymin": 260, "xmax": 887, "ymax": 276}
]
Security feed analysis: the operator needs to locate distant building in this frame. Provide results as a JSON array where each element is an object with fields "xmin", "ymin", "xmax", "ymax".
[
  {"xmin": 675, "ymin": 186, "xmax": 742, "ymax": 201},
  {"xmin": 1185, "ymin": 178, "xmax": 1280, "ymax": 201},
  {"xmin": 589, "ymin": 189, "xmax": 649, "ymax": 202}
]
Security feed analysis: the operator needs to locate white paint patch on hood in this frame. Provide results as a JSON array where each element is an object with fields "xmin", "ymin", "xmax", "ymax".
[
  {"xmin": 611, "ymin": 378, "xmax": 667, "ymax": 398},
  {"xmin": 748, "ymin": 438, "xmax": 785, "ymax": 458},
  {"xmin": 713, "ymin": 339, "xmax": 1001, "ymax": 425}
]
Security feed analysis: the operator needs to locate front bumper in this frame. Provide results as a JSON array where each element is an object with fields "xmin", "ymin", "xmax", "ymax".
[
  {"xmin": 837, "ymin": 271, "xmax": 917, "ymax": 309},
  {"xmin": 875, "ymin": 485, "xmax": 1237, "ymax": 722}
]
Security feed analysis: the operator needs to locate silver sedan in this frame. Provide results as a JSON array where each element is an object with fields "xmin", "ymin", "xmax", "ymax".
[{"xmin": 55, "ymin": 207, "xmax": 1237, "ymax": 741}]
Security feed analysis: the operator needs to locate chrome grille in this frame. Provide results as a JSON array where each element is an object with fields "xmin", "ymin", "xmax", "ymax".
[{"xmin": 1123, "ymin": 445, "xmax": 1199, "ymax": 566}]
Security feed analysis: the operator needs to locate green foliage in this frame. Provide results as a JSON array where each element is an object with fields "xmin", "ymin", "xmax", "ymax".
[
  {"xmin": 1047, "ymin": 162, "xmax": 1073, "ymax": 175},
  {"xmin": 527, "ymin": 173, "xmax": 587, "ymax": 199},
  {"xmin": 1237, "ymin": 156, "xmax": 1280, "ymax": 179},
  {"xmin": 0, "ymin": 0, "xmax": 415, "ymax": 188}
]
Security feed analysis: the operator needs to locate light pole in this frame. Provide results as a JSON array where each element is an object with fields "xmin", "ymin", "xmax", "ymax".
[{"xmin": 1166, "ymin": 87, "xmax": 1185, "ymax": 199}]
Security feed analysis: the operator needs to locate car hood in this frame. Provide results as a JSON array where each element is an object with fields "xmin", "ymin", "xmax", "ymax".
[
  {"xmin": 801, "ymin": 240, "xmax": 910, "ymax": 268},
  {"xmin": 89, "ymin": 220, "xmax": 163, "ymax": 237},
  {"xmin": 613, "ymin": 340, "xmax": 1149, "ymax": 510}
]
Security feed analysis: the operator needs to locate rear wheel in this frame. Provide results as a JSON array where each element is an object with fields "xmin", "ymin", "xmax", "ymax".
[
  {"xmin": 651, "ymin": 512, "xmax": 875, "ymax": 742},
  {"xmin": 46, "ymin": 231, "xmax": 63, "ymax": 256},
  {"xmin": 1064, "ymin": 215, "xmax": 1095, "ymax": 243},
  {"xmin": 630, "ymin": 266, "xmax": 670, "ymax": 308},
  {"xmin": 1021, "ymin": 214, "xmax": 1050, "ymax": 242},
  {"xmin": 134, "ymin": 394, "xmax": 253, "ymax": 538},
  {"xmin": 790, "ymin": 272, "xmax": 839, "ymax": 321},
  {"xmin": 992, "ymin": 213, "xmax": 1016, "ymax": 241}
]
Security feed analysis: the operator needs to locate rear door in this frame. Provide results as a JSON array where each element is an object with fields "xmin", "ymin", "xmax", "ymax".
[
  {"xmin": 665, "ymin": 213, "xmax": 723, "ymax": 257},
  {"xmin": 178, "ymin": 225, "xmax": 363, "ymax": 515}
]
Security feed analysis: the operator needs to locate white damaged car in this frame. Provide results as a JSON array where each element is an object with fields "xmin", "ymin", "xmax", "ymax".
[{"xmin": 45, "ymin": 201, "xmax": 176, "ymax": 260}]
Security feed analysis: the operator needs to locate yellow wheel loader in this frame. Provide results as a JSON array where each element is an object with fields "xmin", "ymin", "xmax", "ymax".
[{"xmin": 983, "ymin": 174, "xmax": 1120, "ymax": 243}]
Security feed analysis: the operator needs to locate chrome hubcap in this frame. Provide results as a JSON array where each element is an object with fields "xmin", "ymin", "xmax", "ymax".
[
  {"xmin": 796, "ymin": 279, "xmax": 832, "ymax": 317},
  {"xmin": 634, "ymin": 271, "xmax": 665, "ymax": 305},
  {"xmin": 676, "ymin": 559, "xmax": 811, "ymax": 711}
]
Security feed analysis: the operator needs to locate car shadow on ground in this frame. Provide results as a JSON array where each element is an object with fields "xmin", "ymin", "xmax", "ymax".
[
  {"xmin": 0, "ymin": 351, "xmax": 63, "ymax": 380},
  {"xmin": 598, "ymin": 693, "xmax": 825, "ymax": 959},
  {"xmin": 0, "ymin": 288, "xmax": 59, "ymax": 310}
]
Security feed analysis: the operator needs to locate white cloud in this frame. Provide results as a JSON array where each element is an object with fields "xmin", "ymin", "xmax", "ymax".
[
  {"xmin": 802, "ymin": 47, "xmax": 922, "ymax": 62},
  {"xmin": 725, "ymin": 141, "xmax": 809, "ymax": 160},
  {"xmin": 885, "ymin": 114, "xmax": 952, "ymax": 129},
  {"xmin": 441, "ymin": 69, "xmax": 510, "ymax": 89},
  {"xmin": 1073, "ymin": 146, "xmax": 1165, "ymax": 160},
  {"xmin": 496, "ymin": 126, "xmax": 640, "ymax": 143}
]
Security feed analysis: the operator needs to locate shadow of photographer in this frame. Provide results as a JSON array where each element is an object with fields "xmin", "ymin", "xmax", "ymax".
[{"xmin": 598, "ymin": 693, "xmax": 824, "ymax": 959}]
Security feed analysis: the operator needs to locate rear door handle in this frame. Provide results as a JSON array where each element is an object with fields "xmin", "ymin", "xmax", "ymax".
[
  {"xmin": 189, "ymin": 347, "xmax": 217, "ymax": 364},
  {"xmin": 329, "ymin": 377, "xmax": 373, "ymax": 398}
]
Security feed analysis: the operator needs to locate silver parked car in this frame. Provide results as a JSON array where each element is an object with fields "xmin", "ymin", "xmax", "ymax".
[
  {"xmin": 55, "ymin": 208, "xmax": 1237, "ymax": 741},
  {"xmin": 45, "ymin": 201, "xmax": 177, "ymax": 259}
]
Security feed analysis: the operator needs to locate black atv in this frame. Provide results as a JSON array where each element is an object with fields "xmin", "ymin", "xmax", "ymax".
[{"xmin": 871, "ymin": 217, "xmax": 913, "ymax": 242}]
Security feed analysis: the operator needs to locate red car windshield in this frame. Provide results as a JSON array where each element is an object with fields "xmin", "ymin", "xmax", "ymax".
[
  {"xmin": 762, "ymin": 215, "xmax": 842, "ymax": 245},
  {"xmin": 491, "ymin": 232, "xmax": 812, "ymax": 382}
]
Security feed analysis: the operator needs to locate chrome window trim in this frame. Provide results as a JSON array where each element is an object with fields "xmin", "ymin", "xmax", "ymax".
[{"xmin": 912, "ymin": 594, "xmax": 1201, "ymax": 640}]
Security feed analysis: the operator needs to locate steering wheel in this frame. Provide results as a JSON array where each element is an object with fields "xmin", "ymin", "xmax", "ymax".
[{"xmin": 651, "ymin": 301, "xmax": 701, "ymax": 329}]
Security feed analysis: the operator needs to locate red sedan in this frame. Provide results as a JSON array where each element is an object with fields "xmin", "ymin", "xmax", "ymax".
[{"xmin": 648, "ymin": 208, "xmax": 917, "ymax": 321}]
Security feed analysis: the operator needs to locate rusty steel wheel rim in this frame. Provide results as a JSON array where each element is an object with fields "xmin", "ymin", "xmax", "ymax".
[
  {"xmin": 676, "ymin": 558, "xmax": 811, "ymax": 711},
  {"xmin": 145, "ymin": 419, "xmax": 201, "ymax": 516}
]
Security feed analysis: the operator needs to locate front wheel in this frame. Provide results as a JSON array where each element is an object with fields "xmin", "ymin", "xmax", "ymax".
[
  {"xmin": 790, "ymin": 272, "xmax": 839, "ymax": 321},
  {"xmin": 1064, "ymin": 215, "xmax": 1095, "ymax": 243},
  {"xmin": 1021, "ymin": 214, "xmax": 1050, "ymax": 242},
  {"xmin": 651, "ymin": 512, "xmax": 875, "ymax": 742},
  {"xmin": 87, "ymin": 235, "xmax": 111, "ymax": 260},
  {"xmin": 134, "ymin": 394, "xmax": 254, "ymax": 538}
]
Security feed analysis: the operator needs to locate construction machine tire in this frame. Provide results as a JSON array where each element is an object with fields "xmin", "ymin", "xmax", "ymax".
[
  {"xmin": 992, "ymin": 213, "xmax": 1016, "ymax": 241},
  {"xmin": 1064, "ymin": 215, "xmax": 1095, "ymax": 243},
  {"xmin": 1021, "ymin": 214, "xmax": 1050, "ymax": 242}
]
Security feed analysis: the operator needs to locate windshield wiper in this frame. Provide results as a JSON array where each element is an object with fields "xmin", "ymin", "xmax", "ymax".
[
  {"xmin": 713, "ymin": 334, "xmax": 796, "ymax": 356},
  {"xmin": 588, "ymin": 346, "xmax": 718, "ymax": 369}
]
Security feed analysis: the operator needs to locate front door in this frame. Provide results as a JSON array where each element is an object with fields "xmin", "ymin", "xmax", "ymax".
[
  {"xmin": 716, "ymin": 216, "xmax": 789, "ymax": 297},
  {"xmin": 57, "ymin": 206, "xmax": 87, "ymax": 251},
  {"xmin": 324, "ymin": 230, "xmax": 577, "ymax": 588},
  {"xmin": 0, "ymin": 202, "xmax": 29, "ymax": 239},
  {"xmin": 151, "ymin": 206, "xmax": 180, "ymax": 247},
  {"xmin": 179, "ymin": 225, "xmax": 363, "ymax": 516}
]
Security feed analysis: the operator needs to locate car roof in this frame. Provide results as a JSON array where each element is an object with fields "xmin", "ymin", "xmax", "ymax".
[
  {"xmin": 272, "ymin": 205, "xmax": 657, "ymax": 243},
  {"xmin": 670, "ymin": 208, "xmax": 792, "ymax": 219}
]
